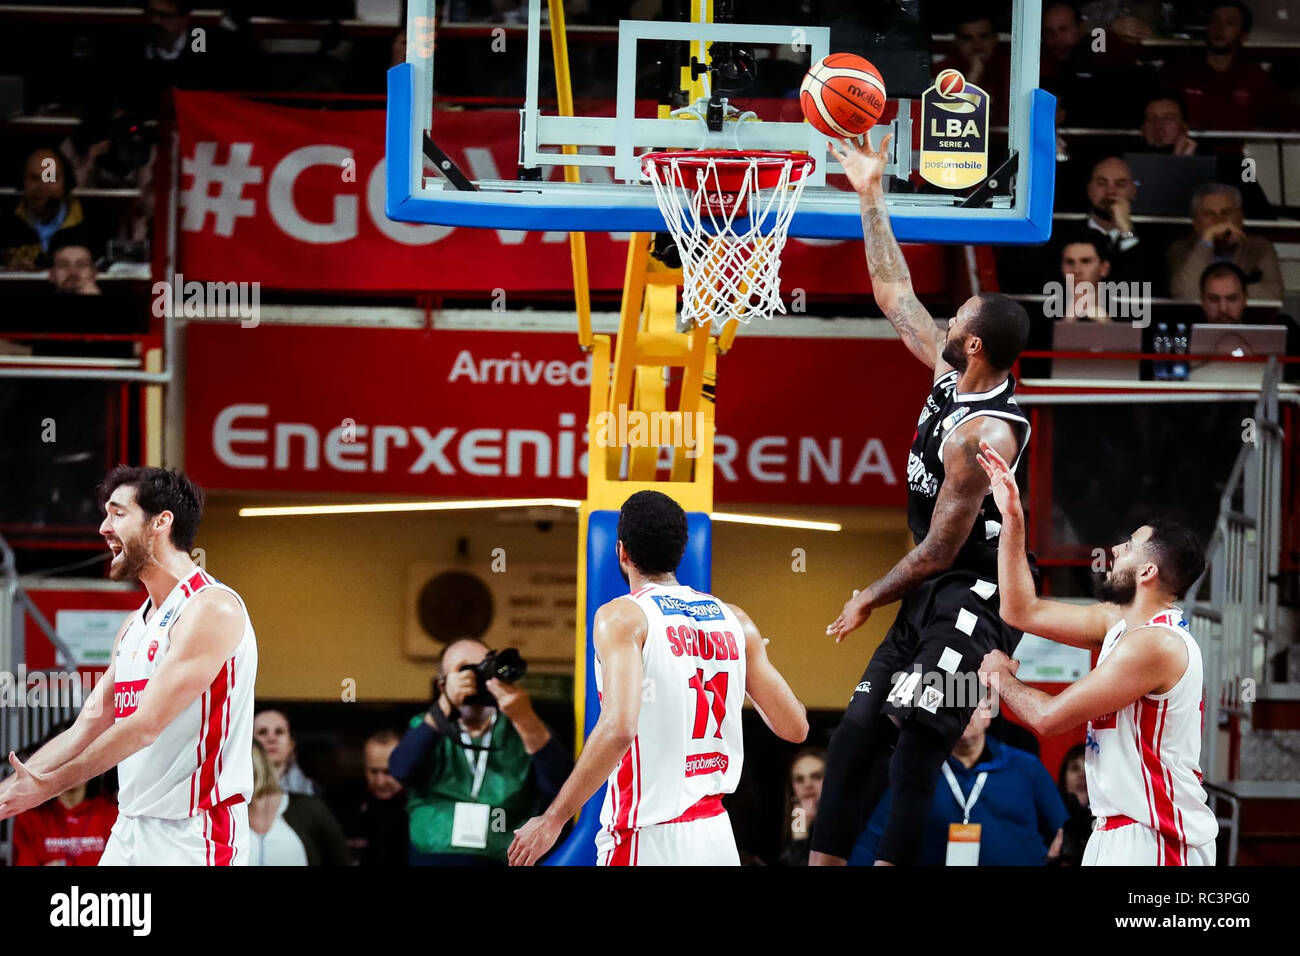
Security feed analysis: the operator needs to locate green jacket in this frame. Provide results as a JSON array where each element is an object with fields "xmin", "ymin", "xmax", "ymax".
[{"xmin": 403, "ymin": 713, "xmax": 538, "ymax": 860}]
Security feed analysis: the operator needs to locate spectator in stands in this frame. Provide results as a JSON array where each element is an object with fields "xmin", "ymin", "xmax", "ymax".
[
  {"xmin": 254, "ymin": 709, "xmax": 320, "ymax": 796},
  {"xmin": 1082, "ymin": 155, "xmax": 1166, "ymax": 292},
  {"xmin": 1199, "ymin": 262, "xmax": 1248, "ymax": 324},
  {"xmin": 1168, "ymin": 183, "xmax": 1282, "ymax": 301},
  {"xmin": 106, "ymin": 0, "xmax": 242, "ymax": 120},
  {"xmin": 327, "ymin": 729, "xmax": 410, "ymax": 867},
  {"xmin": 1040, "ymin": 1, "xmax": 1147, "ymax": 128},
  {"xmin": 777, "ymin": 747, "xmax": 825, "ymax": 867},
  {"xmin": 247, "ymin": 741, "xmax": 350, "ymax": 866},
  {"xmin": 47, "ymin": 229, "xmax": 101, "ymax": 296},
  {"xmin": 12, "ymin": 774, "xmax": 117, "ymax": 866},
  {"xmin": 1140, "ymin": 91, "xmax": 1198, "ymax": 157},
  {"xmin": 1132, "ymin": 91, "xmax": 1275, "ymax": 219},
  {"xmin": 1051, "ymin": 744, "xmax": 1092, "ymax": 866},
  {"xmin": 1079, "ymin": 1, "xmax": 1161, "ymax": 44},
  {"xmin": 935, "ymin": 12, "xmax": 1010, "ymax": 124},
  {"xmin": 389, "ymin": 638, "xmax": 571, "ymax": 866},
  {"xmin": 849, "ymin": 699, "xmax": 1067, "ymax": 866},
  {"xmin": 1058, "ymin": 232, "xmax": 1114, "ymax": 321},
  {"xmin": 0, "ymin": 148, "xmax": 89, "ymax": 272},
  {"xmin": 1160, "ymin": 1, "xmax": 1299, "ymax": 131}
]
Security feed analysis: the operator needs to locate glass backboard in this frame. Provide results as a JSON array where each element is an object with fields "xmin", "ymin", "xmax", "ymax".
[{"xmin": 386, "ymin": 0, "xmax": 1055, "ymax": 243}]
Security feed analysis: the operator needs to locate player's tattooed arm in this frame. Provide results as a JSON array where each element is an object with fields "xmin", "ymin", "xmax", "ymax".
[
  {"xmin": 862, "ymin": 428, "xmax": 993, "ymax": 610},
  {"xmin": 829, "ymin": 423, "xmax": 1006, "ymax": 641},
  {"xmin": 832, "ymin": 133, "xmax": 946, "ymax": 373},
  {"xmin": 859, "ymin": 199, "xmax": 946, "ymax": 372}
]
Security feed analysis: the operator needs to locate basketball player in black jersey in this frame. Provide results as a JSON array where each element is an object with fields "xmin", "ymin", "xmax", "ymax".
[{"xmin": 810, "ymin": 133, "xmax": 1033, "ymax": 866}]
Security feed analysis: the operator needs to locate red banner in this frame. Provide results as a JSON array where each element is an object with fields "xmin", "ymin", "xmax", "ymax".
[
  {"xmin": 184, "ymin": 324, "xmax": 930, "ymax": 506},
  {"xmin": 172, "ymin": 91, "xmax": 947, "ymax": 295}
]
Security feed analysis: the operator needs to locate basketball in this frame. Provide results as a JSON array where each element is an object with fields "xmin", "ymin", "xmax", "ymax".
[
  {"xmin": 936, "ymin": 68, "xmax": 965, "ymax": 97},
  {"xmin": 799, "ymin": 53, "xmax": 887, "ymax": 138}
]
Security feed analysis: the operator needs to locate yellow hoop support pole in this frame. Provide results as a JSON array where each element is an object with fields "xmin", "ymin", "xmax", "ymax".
[{"xmin": 547, "ymin": 0, "xmax": 593, "ymax": 350}]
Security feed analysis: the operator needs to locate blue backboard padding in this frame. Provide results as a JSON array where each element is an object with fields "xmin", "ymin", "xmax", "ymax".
[
  {"xmin": 386, "ymin": 63, "xmax": 1056, "ymax": 245},
  {"xmin": 543, "ymin": 510, "xmax": 712, "ymax": 866}
]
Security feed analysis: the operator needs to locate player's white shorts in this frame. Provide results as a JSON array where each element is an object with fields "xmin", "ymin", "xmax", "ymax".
[
  {"xmin": 1083, "ymin": 818, "xmax": 1215, "ymax": 867},
  {"xmin": 99, "ymin": 802, "xmax": 249, "ymax": 866},
  {"xmin": 596, "ymin": 800, "xmax": 740, "ymax": 866}
]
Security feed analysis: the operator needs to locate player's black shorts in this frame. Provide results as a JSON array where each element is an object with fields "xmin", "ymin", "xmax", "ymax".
[{"xmin": 843, "ymin": 566, "xmax": 1023, "ymax": 748}]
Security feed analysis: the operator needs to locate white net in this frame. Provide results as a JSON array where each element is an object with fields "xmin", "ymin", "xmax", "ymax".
[{"xmin": 643, "ymin": 152, "xmax": 812, "ymax": 328}]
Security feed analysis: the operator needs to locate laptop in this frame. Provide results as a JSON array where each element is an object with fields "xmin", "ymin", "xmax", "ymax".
[
  {"xmin": 1052, "ymin": 322, "xmax": 1143, "ymax": 381},
  {"xmin": 1124, "ymin": 153, "xmax": 1218, "ymax": 217},
  {"xmin": 1188, "ymin": 324, "xmax": 1288, "ymax": 384}
]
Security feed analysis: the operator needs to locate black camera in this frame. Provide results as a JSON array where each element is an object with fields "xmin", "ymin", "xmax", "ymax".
[{"xmin": 459, "ymin": 648, "xmax": 527, "ymax": 706}]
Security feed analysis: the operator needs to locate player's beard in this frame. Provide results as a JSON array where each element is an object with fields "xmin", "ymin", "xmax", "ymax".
[
  {"xmin": 108, "ymin": 530, "xmax": 152, "ymax": 582},
  {"xmin": 941, "ymin": 332, "xmax": 969, "ymax": 372},
  {"xmin": 1094, "ymin": 564, "xmax": 1137, "ymax": 605}
]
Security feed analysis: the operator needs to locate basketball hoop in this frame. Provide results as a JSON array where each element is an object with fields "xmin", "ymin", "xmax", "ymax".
[{"xmin": 642, "ymin": 150, "xmax": 814, "ymax": 328}]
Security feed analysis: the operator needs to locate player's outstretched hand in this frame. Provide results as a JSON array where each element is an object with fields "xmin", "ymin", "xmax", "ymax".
[
  {"xmin": 0, "ymin": 752, "xmax": 53, "ymax": 822},
  {"xmin": 975, "ymin": 439, "xmax": 1020, "ymax": 518},
  {"xmin": 826, "ymin": 588, "xmax": 872, "ymax": 643},
  {"xmin": 828, "ymin": 132, "xmax": 892, "ymax": 196},
  {"xmin": 508, "ymin": 812, "xmax": 563, "ymax": 867}
]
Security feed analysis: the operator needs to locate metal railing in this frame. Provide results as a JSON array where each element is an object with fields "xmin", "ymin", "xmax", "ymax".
[
  {"xmin": 1185, "ymin": 359, "xmax": 1284, "ymax": 783},
  {"xmin": 0, "ymin": 533, "xmax": 83, "ymax": 866}
]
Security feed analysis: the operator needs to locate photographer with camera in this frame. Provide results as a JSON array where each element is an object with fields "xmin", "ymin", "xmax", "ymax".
[{"xmin": 388, "ymin": 638, "xmax": 571, "ymax": 866}]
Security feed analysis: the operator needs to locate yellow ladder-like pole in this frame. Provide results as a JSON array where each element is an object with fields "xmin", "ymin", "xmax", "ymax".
[{"xmin": 547, "ymin": 0, "xmax": 593, "ymax": 350}]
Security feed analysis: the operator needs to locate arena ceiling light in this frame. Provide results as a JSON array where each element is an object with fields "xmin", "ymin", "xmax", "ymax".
[
  {"xmin": 710, "ymin": 512, "xmax": 842, "ymax": 532},
  {"xmin": 238, "ymin": 498, "xmax": 583, "ymax": 517},
  {"xmin": 238, "ymin": 500, "xmax": 840, "ymax": 531}
]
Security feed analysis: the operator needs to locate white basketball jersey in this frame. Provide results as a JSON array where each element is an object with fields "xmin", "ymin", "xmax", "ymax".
[
  {"xmin": 596, "ymin": 584, "xmax": 746, "ymax": 832},
  {"xmin": 113, "ymin": 567, "xmax": 258, "ymax": 820},
  {"xmin": 1085, "ymin": 608, "xmax": 1218, "ymax": 856}
]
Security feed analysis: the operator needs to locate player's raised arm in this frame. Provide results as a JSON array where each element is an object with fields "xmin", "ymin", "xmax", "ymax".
[
  {"xmin": 0, "ymin": 590, "xmax": 245, "ymax": 822},
  {"xmin": 728, "ymin": 604, "xmax": 808, "ymax": 743},
  {"xmin": 831, "ymin": 134, "xmax": 948, "ymax": 376},
  {"xmin": 979, "ymin": 625, "xmax": 1187, "ymax": 737},
  {"xmin": 828, "ymin": 417, "xmax": 1014, "ymax": 641},
  {"xmin": 508, "ymin": 597, "xmax": 647, "ymax": 866},
  {"xmin": 977, "ymin": 440, "xmax": 1121, "ymax": 648}
]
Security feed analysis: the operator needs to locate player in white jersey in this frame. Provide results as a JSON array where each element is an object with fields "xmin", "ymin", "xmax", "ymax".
[
  {"xmin": 508, "ymin": 490, "xmax": 808, "ymax": 866},
  {"xmin": 0, "ymin": 466, "xmax": 257, "ymax": 866},
  {"xmin": 974, "ymin": 444, "xmax": 1217, "ymax": 865}
]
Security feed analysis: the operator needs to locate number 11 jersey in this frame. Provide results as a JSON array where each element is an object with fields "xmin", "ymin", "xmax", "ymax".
[{"xmin": 596, "ymin": 583, "xmax": 747, "ymax": 832}]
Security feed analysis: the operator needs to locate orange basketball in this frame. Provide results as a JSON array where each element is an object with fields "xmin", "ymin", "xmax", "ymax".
[{"xmin": 799, "ymin": 53, "xmax": 887, "ymax": 138}]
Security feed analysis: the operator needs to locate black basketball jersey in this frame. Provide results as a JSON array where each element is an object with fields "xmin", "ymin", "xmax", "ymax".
[{"xmin": 906, "ymin": 369, "xmax": 1031, "ymax": 574}]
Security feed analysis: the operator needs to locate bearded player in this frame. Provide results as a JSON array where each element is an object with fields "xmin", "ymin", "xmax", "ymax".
[
  {"xmin": 0, "ymin": 466, "xmax": 258, "ymax": 865},
  {"xmin": 977, "ymin": 443, "xmax": 1217, "ymax": 865},
  {"xmin": 812, "ymin": 133, "xmax": 1033, "ymax": 866},
  {"xmin": 509, "ymin": 491, "xmax": 807, "ymax": 866}
]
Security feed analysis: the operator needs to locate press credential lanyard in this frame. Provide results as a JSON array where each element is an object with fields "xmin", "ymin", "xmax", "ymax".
[
  {"xmin": 459, "ymin": 711, "xmax": 497, "ymax": 800},
  {"xmin": 942, "ymin": 763, "xmax": 987, "ymax": 824}
]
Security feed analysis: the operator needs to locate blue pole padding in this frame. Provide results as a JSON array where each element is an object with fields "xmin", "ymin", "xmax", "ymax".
[{"xmin": 543, "ymin": 510, "xmax": 712, "ymax": 865}]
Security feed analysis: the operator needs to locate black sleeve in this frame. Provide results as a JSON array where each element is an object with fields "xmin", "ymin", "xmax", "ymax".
[
  {"xmin": 388, "ymin": 717, "xmax": 444, "ymax": 788},
  {"xmin": 527, "ymin": 731, "xmax": 573, "ymax": 804},
  {"xmin": 311, "ymin": 800, "xmax": 353, "ymax": 867},
  {"xmin": 288, "ymin": 795, "xmax": 353, "ymax": 867}
]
